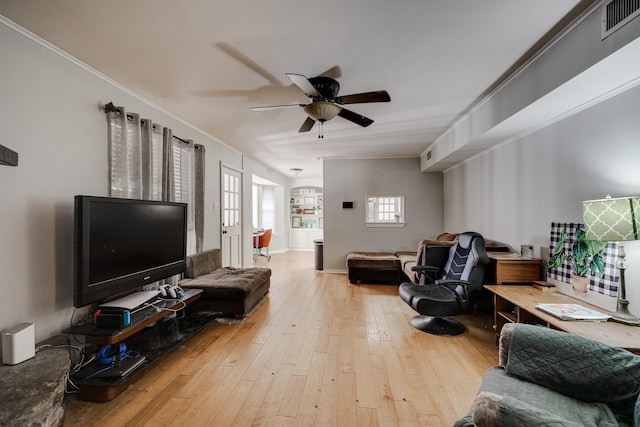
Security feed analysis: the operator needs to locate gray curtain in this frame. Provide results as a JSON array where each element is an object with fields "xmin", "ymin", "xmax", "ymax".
[
  {"xmin": 107, "ymin": 105, "xmax": 204, "ymax": 287},
  {"xmin": 140, "ymin": 119, "xmax": 152, "ymax": 200},
  {"xmin": 194, "ymin": 144, "xmax": 205, "ymax": 253},
  {"xmin": 140, "ymin": 119, "xmax": 164, "ymax": 201},
  {"xmin": 107, "ymin": 105, "xmax": 204, "ymax": 256},
  {"xmin": 107, "ymin": 107, "xmax": 143, "ymax": 199},
  {"xmin": 162, "ymin": 127, "xmax": 175, "ymax": 202}
]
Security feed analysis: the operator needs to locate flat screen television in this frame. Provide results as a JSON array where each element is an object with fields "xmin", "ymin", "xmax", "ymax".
[{"xmin": 74, "ymin": 195, "xmax": 188, "ymax": 308}]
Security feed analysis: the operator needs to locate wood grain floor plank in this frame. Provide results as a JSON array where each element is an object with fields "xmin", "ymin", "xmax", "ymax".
[{"xmin": 63, "ymin": 251, "xmax": 498, "ymax": 426}]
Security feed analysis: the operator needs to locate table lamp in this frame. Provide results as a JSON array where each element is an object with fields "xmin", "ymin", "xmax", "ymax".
[{"xmin": 583, "ymin": 195, "xmax": 640, "ymax": 325}]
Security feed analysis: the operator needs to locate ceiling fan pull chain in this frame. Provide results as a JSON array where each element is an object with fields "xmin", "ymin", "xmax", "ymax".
[{"xmin": 318, "ymin": 121, "xmax": 324, "ymax": 139}]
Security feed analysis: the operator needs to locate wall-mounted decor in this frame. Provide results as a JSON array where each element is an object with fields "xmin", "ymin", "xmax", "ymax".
[
  {"xmin": 547, "ymin": 222, "xmax": 618, "ymax": 308},
  {"xmin": 0, "ymin": 144, "xmax": 18, "ymax": 166}
]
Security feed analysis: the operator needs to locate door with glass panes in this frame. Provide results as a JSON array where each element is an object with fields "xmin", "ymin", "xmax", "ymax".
[{"xmin": 221, "ymin": 166, "xmax": 242, "ymax": 267}]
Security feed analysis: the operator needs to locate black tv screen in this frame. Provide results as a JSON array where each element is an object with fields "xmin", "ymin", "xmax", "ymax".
[{"xmin": 74, "ymin": 195, "xmax": 187, "ymax": 308}]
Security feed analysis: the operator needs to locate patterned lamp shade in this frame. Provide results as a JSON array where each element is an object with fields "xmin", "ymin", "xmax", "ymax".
[{"xmin": 582, "ymin": 196, "xmax": 640, "ymax": 241}]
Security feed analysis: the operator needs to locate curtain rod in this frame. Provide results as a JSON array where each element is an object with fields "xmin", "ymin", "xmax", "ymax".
[
  {"xmin": 173, "ymin": 135, "xmax": 192, "ymax": 145},
  {"xmin": 104, "ymin": 101, "xmax": 196, "ymax": 146},
  {"xmin": 103, "ymin": 102, "xmax": 117, "ymax": 113}
]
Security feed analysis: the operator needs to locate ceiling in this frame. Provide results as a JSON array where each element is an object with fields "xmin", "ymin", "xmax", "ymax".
[{"xmin": 0, "ymin": 1, "xmax": 588, "ymax": 179}]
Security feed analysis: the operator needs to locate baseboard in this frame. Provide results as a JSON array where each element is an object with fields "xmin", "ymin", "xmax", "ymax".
[{"xmin": 321, "ymin": 269, "xmax": 347, "ymax": 275}]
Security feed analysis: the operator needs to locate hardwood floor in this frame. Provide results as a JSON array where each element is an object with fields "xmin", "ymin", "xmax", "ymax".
[{"xmin": 64, "ymin": 251, "xmax": 498, "ymax": 426}]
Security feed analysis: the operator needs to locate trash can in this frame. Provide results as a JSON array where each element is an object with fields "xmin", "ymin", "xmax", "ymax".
[{"xmin": 313, "ymin": 239, "xmax": 323, "ymax": 270}]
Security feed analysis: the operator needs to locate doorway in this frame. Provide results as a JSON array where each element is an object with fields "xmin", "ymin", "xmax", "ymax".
[{"xmin": 221, "ymin": 165, "xmax": 242, "ymax": 267}]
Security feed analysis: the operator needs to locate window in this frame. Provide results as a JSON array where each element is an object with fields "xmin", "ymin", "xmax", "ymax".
[
  {"xmin": 107, "ymin": 106, "xmax": 202, "ymax": 255},
  {"xmin": 148, "ymin": 124, "xmax": 163, "ymax": 201},
  {"xmin": 252, "ymin": 183, "xmax": 276, "ymax": 233},
  {"xmin": 108, "ymin": 111, "xmax": 142, "ymax": 199},
  {"xmin": 252, "ymin": 184, "xmax": 259, "ymax": 229},
  {"xmin": 172, "ymin": 137, "xmax": 195, "ymax": 254},
  {"xmin": 261, "ymin": 186, "xmax": 275, "ymax": 231},
  {"xmin": 172, "ymin": 138, "xmax": 194, "ymax": 205},
  {"xmin": 223, "ymin": 171, "xmax": 240, "ymax": 227},
  {"xmin": 366, "ymin": 196, "xmax": 405, "ymax": 227}
]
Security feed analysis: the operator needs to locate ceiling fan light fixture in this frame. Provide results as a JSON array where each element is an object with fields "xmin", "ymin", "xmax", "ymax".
[
  {"xmin": 290, "ymin": 167, "xmax": 303, "ymax": 175},
  {"xmin": 303, "ymin": 101, "xmax": 341, "ymax": 122}
]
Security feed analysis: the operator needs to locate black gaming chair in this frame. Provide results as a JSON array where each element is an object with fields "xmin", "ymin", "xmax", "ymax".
[{"xmin": 399, "ymin": 232, "xmax": 489, "ymax": 336}]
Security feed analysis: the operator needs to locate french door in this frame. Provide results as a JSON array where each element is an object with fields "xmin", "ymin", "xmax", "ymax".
[{"xmin": 221, "ymin": 165, "xmax": 242, "ymax": 267}]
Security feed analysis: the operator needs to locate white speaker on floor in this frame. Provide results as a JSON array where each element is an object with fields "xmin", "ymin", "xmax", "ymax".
[{"xmin": 2, "ymin": 322, "xmax": 35, "ymax": 365}]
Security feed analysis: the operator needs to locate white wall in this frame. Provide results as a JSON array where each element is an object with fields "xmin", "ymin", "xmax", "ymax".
[
  {"xmin": 438, "ymin": 6, "xmax": 640, "ymax": 314},
  {"xmin": 444, "ymin": 83, "xmax": 640, "ymax": 310},
  {"xmin": 424, "ymin": 6, "xmax": 640, "ymax": 172},
  {"xmin": 0, "ymin": 20, "xmax": 287, "ymax": 343},
  {"xmin": 323, "ymin": 158, "xmax": 443, "ymax": 271}
]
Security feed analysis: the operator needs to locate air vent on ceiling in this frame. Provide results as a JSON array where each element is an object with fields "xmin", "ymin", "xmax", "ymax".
[
  {"xmin": 426, "ymin": 151, "xmax": 432, "ymax": 161},
  {"xmin": 602, "ymin": 0, "xmax": 640, "ymax": 39}
]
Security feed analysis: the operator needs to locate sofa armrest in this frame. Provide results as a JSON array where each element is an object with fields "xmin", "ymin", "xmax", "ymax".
[
  {"xmin": 186, "ymin": 249, "xmax": 222, "ymax": 278},
  {"xmin": 471, "ymin": 391, "xmax": 598, "ymax": 427},
  {"xmin": 504, "ymin": 324, "xmax": 640, "ymax": 414},
  {"xmin": 498, "ymin": 323, "xmax": 515, "ymax": 366}
]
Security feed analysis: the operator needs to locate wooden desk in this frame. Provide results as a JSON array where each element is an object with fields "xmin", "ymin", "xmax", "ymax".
[
  {"xmin": 485, "ymin": 284, "xmax": 640, "ymax": 354},
  {"xmin": 485, "ymin": 253, "xmax": 541, "ymax": 284}
]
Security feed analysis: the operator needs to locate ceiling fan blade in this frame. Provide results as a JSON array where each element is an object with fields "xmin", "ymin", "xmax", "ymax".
[
  {"xmin": 216, "ymin": 42, "xmax": 282, "ymax": 86},
  {"xmin": 286, "ymin": 73, "xmax": 321, "ymax": 97},
  {"xmin": 338, "ymin": 108, "xmax": 374, "ymax": 127},
  {"xmin": 298, "ymin": 117, "xmax": 316, "ymax": 132},
  {"xmin": 251, "ymin": 104, "xmax": 305, "ymax": 111},
  {"xmin": 317, "ymin": 65, "xmax": 342, "ymax": 79},
  {"xmin": 337, "ymin": 90, "xmax": 391, "ymax": 105}
]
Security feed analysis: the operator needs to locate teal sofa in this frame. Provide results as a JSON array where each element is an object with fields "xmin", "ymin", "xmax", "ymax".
[{"xmin": 456, "ymin": 323, "xmax": 640, "ymax": 427}]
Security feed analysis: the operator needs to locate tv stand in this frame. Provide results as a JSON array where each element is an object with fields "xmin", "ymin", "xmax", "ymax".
[{"xmin": 63, "ymin": 289, "xmax": 211, "ymax": 402}]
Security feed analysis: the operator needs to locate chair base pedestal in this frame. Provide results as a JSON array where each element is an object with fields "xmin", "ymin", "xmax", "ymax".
[
  {"xmin": 253, "ymin": 249, "xmax": 271, "ymax": 261},
  {"xmin": 410, "ymin": 315, "xmax": 465, "ymax": 336}
]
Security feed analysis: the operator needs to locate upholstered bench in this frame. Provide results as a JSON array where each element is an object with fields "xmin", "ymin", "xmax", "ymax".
[
  {"xmin": 179, "ymin": 249, "xmax": 271, "ymax": 318},
  {"xmin": 346, "ymin": 252, "xmax": 402, "ymax": 284}
]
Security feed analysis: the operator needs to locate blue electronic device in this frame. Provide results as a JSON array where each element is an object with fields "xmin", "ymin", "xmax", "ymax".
[{"xmin": 122, "ymin": 310, "xmax": 131, "ymax": 326}]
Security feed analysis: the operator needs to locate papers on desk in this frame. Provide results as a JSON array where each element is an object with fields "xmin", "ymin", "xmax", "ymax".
[{"xmin": 536, "ymin": 303, "xmax": 611, "ymax": 321}]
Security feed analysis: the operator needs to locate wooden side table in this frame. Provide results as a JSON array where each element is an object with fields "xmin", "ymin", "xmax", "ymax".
[{"xmin": 485, "ymin": 253, "xmax": 541, "ymax": 285}]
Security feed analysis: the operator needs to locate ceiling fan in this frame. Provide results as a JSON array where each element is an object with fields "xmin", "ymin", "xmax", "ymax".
[{"xmin": 251, "ymin": 71, "xmax": 390, "ymax": 138}]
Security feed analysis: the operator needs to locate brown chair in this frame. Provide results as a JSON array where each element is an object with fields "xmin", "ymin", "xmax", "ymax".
[{"xmin": 253, "ymin": 229, "xmax": 272, "ymax": 261}]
